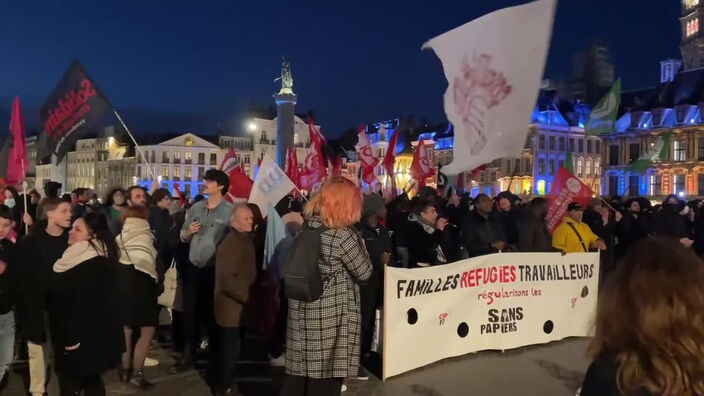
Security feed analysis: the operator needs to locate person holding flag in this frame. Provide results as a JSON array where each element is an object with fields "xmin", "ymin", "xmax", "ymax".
[
  {"xmin": 356, "ymin": 126, "xmax": 379, "ymax": 186},
  {"xmin": 552, "ymin": 202, "xmax": 606, "ymax": 254}
]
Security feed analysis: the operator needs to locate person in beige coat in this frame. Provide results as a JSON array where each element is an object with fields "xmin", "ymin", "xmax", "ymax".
[{"xmin": 213, "ymin": 204, "xmax": 257, "ymax": 396}]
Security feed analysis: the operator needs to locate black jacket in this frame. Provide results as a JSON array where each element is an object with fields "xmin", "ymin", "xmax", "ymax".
[
  {"xmin": 494, "ymin": 208, "xmax": 519, "ymax": 246},
  {"xmin": 581, "ymin": 354, "xmax": 651, "ymax": 396},
  {"xmin": 358, "ymin": 221, "xmax": 392, "ymax": 290},
  {"xmin": 461, "ymin": 211, "xmax": 507, "ymax": 257},
  {"xmin": 618, "ymin": 212, "xmax": 649, "ymax": 256},
  {"xmin": 517, "ymin": 213, "xmax": 553, "ymax": 252},
  {"xmin": 0, "ymin": 239, "xmax": 16, "ymax": 315},
  {"xmin": 48, "ymin": 256, "xmax": 124, "ymax": 377},
  {"xmin": 149, "ymin": 206, "xmax": 175, "ymax": 283},
  {"xmin": 407, "ymin": 215, "xmax": 455, "ymax": 267},
  {"xmin": 651, "ymin": 204, "xmax": 687, "ymax": 239},
  {"xmin": 16, "ymin": 227, "xmax": 68, "ymax": 343}
]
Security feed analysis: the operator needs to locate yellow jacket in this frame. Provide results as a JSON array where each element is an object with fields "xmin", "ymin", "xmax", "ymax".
[{"xmin": 552, "ymin": 217, "xmax": 600, "ymax": 253}]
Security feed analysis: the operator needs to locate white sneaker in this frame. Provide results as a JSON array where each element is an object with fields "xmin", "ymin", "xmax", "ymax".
[
  {"xmin": 144, "ymin": 357, "xmax": 159, "ymax": 367},
  {"xmin": 341, "ymin": 384, "xmax": 347, "ymax": 392},
  {"xmin": 269, "ymin": 353, "xmax": 286, "ymax": 367},
  {"xmin": 356, "ymin": 368, "xmax": 369, "ymax": 381},
  {"xmin": 417, "ymin": 262, "xmax": 431, "ymax": 267}
]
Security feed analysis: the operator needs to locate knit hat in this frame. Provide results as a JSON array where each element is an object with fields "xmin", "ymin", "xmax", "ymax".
[{"xmin": 362, "ymin": 194, "xmax": 386, "ymax": 218}]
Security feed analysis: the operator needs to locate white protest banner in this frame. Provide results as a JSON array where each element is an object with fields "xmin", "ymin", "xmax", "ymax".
[
  {"xmin": 422, "ymin": 0, "xmax": 556, "ymax": 175},
  {"xmin": 248, "ymin": 153, "xmax": 296, "ymax": 214},
  {"xmin": 383, "ymin": 252, "xmax": 599, "ymax": 379}
]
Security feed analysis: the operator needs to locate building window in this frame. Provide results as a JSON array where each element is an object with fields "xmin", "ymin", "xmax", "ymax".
[
  {"xmin": 185, "ymin": 152, "xmax": 192, "ymax": 164},
  {"xmin": 578, "ymin": 139, "xmax": 584, "ymax": 153},
  {"xmin": 161, "ymin": 165, "xmax": 169, "ymax": 179},
  {"xmin": 650, "ymin": 175, "xmax": 661, "ymax": 196},
  {"xmin": 687, "ymin": 18, "xmax": 700, "ymax": 37},
  {"xmin": 674, "ymin": 174, "xmax": 686, "ymax": 194},
  {"xmin": 538, "ymin": 159, "xmax": 545, "ymax": 174},
  {"xmin": 173, "ymin": 167, "xmax": 180, "ymax": 180},
  {"xmin": 244, "ymin": 156, "xmax": 250, "ymax": 164},
  {"xmin": 595, "ymin": 141, "xmax": 601, "ymax": 154},
  {"xmin": 210, "ymin": 153, "xmax": 217, "ymax": 166},
  {"xmin": 523, "ymin": 157, "xmax": 531, "ymax": 173},
  {"xmin": 174, "ymin": 152, "xmax": 181, "ymax": 163},
  {"xmin": 698, "ymin": 174, "xmax": 704, "ymax": 196},
  {"xmin": 558, "ymin": 137, "xmax": 565, "ymax": 151},
  {"xmin": 587, "ymin": 140, "xmax": 592, "ymax": 154},
  {"xmin": 151, "ymin": 151, "xmax": 156, "ymax": 163},
  {"xmin": 674, "ymin": 140, "xmax": 686, "ymax": 162},
  {"xmin": 558, "ymin": 159, "xmax": 565, "ymax": 169},
  {"xmin": 595, "ymin": 159, "xmax": 601, "ymax": 175},
  {"xmin": 137, "ymin": 166, "xmax": 142, "ymax": 179},
  {"xmin": 539, "ymin": 136, "xmax": 546, "ymax": 150},
  {"xmin": 609, "ymin": 175, "xmax": 619, "ymax": 195},
  {"xmin": 548, "ymin": 136, "xmax": 555, "ymax": 151},
  {"xmin": 162, "ymin": 152, "xmax": 169, "ymax": 163},
  {"xmin": 609, "ymin": 144, "xmax": 619, "ymax": 165},
  {"xmin": 198, "ymin": 167, "xmax": 205, "ymax": 180},
  {"xmin": 629, "ymin": 143, "xmax": 641, "ymax": 163},
  {"xmin": 569, "ymin": 138, "xmax": 575, "ymax": 152},
  {"xmin": 628, "ymin": 175, "xmax": 639, "ymax": 195},
  {"xmin": 548, "ymin": 159, "xmax": 555, "ymax": 176},
  {"xmin": 184, "ymin": 184, "xmax": 191, "ymax": 197},
  {"xmin": 198, "ymin": 184, "xmax": 205, "ymax": 194},
  {"xmin": 185, "ymin": 167, "xmax": 192, "ymax": 181},
  {"xmin": 198, "ymin": 153, "xmax": 205, "ymax": 165},
  {"xmin": 586, "ymin": 158, "xmax": 592, "ymax": 175},
  {"xmin": 577, "ymin": 159, "xmax": 583, "ymax": 176},
  {"xmin": 698, "ymin": 138, "xmax": 704, "ymax": 161}
]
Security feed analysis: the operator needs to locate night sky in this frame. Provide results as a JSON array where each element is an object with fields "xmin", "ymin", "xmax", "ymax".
[{"xmin": 0, "ymin": 0, "xmax": 682, "ymax": 138}]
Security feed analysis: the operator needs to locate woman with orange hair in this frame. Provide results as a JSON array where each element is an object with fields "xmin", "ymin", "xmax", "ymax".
[
  {"xmin": 581, "ymin": 237, "xmax": 704, "ymax": 396},
  {"xmin": 282, "ymin": 176, "xmax": 373, "ymax": 396}
]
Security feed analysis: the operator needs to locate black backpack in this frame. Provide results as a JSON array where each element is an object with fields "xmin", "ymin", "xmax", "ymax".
[{"xmin": 283, "ymin": 222, "xmax": 328, "ymax": 302}]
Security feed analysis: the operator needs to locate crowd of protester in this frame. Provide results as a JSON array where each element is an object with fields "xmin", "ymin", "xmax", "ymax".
[{"xmin": 0, "ymin": 172, "xmax": 702, "ymax": 396}]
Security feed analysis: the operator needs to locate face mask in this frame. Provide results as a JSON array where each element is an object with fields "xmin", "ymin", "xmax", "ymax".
[{"xmin": 4, "ymin": 199, "xmax": 15, "ymax": 209}]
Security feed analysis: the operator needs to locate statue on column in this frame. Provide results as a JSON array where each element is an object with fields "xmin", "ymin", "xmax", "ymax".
[{"xmin": 275, "ymin": 57, "xmax": 294, "ymax": 95}]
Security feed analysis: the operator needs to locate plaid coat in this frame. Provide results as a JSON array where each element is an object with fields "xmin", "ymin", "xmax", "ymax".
[{"xmin": 285, "ymin": 216, "xmax": 373, "ymax": 378}]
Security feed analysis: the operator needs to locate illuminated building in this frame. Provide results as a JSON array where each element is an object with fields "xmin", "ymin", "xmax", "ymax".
[{"xmin": 682, "ymin": 0, "xmax": 704, "ymax": 70}]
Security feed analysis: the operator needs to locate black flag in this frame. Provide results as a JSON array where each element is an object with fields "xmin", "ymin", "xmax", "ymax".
[{"xmin": 40, "ymin": 61, "xmax": 111, "ymax": 164}]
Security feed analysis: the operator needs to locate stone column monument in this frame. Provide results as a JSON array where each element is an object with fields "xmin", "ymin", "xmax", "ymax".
[{"xmin": 274, "ymin": 58, "xmax": 297, "ymax": 169}]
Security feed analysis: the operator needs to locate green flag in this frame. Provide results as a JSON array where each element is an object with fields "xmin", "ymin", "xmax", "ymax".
[
  {"xmin": 627, "ymin": 133, "xmax": 671, "ymax": 174},
  {"xmin": 585, "ymin": 79, "xmax": 621, "ymax": 135},
  {"xmin": 565, "ymin": 150, "xmax": 574, "ymax": 173}
]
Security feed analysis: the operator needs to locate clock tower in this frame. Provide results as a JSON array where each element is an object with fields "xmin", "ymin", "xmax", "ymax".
[{"xmin": 681, "ymin": 0, "xmax": 704, "ymax": 69}]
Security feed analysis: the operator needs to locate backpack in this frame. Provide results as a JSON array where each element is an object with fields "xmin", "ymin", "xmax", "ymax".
[{"xmin": 283, "ymin": 222, "xmax": 328, "ymax": 302}]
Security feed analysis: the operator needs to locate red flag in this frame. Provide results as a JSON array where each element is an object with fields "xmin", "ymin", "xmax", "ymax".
[
  {"xmin": 220, "ymin": 148, "xmax": 238, "ymax": 175},
  {"xmin": 545, "ymin": 167, "xmax": 594, "ymax": 233},
  {"xmin": 7, "ymin": 97, "xmax": 27, "ymax": 186},
  {"xmin": 356, "ymin": 126, "xmax": 379, "ymax": 185},
  {"xmin": 229, "ymin": 167, "xmax": 254, "ymax": 199},
  {"xmin": 299, "ymin": 118, "xmax": 328, "ymax": 190},
  {"xmin": 173, "ymin": 183, "xmax": 185, "ymax": 206},
  {"xmin": 410, "ymin": 140, "xmax": 436, "ymax": 188},
  {"xmin": 330, "ymin": 154, "xmax": 342, "ymax": 176},
  {"xmin": 285, "ymin": 146, "xmax": 300, "ymax": 187},
  {"xmin": 382, "ymin": 129, "xmax": 398, "ymax": 176}
]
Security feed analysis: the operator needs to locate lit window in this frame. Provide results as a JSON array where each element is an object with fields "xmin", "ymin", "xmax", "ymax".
[
  {"xmin": 537, "ymin": 180, "xmax": 546, "ymax": 195},
  {"xmin": 577, "ymin": 159, "xmax": 583, "ymax": 176},
  {"xmin": 687, "ymin": 18, "xmax": 700, "ymax": 37}
]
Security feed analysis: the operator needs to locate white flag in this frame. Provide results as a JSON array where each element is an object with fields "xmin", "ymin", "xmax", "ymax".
[
  {"xmin": 422, "ymin": 0, "xmax": 556, "ymax": 175},
  {"xmin": 248, "ymin": 153, "xmax": 296, "ymax": 214}
]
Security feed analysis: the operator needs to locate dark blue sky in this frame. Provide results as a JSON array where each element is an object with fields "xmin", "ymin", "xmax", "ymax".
[{"xmin": 0, "ymin": 0, "xmax": 682, "ymax": 137}]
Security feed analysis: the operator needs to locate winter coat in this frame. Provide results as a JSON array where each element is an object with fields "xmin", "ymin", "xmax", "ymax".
[
  {"xmin": 16, "ymin": 227, "xmax": 68, "ymax": 343},
  {"xmin": 48, "ymin": 254, "xmax": 123, "ymax": 377},
  {"xmin": 651, "ymin": 204, "xmax": 687, "ymax": 239},
  {"xmin": 214, "ymin": 229, "xmax": 257, "ymax": 328},
  {"xmin": 406, "ymin": 214, "xmax": 455, "ymax": 267},
  {"xmin": 285, "ymin": 216, "xmax": 372, "ymax": 379},
  {"xmin": 518, "ymin": 213, "xmax": 553, "ymax": 252},
  {"xmin": 358, "ymin": 221, "xmax": 392, "ymax": 290},
  {"xmin": 461, "ymin": 211, "xmax": 507, "ymax": 257}
]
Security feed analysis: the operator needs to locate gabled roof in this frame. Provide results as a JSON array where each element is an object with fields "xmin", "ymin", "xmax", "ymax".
[{"xmin": 157, "ymin": 133, "xmax": 219, "ymax": 148}]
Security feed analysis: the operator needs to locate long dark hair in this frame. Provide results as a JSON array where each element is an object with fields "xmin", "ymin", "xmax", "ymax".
[
  {"xmin": 82, "ymin": 212, "xmax": 119, "ymax": 263},
  {"xmin": 104, "ymin": 188, "xmax": 125, "ymax": 207}
]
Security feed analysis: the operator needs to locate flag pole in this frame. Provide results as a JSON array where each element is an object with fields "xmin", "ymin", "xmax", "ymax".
[
  {"xmin": 112, "ymin": 108, "xmax": 156, "ymax": 181},
  {"xmin": 21, "ymin": 162, "xmax": 28, "ymax": 234}
]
